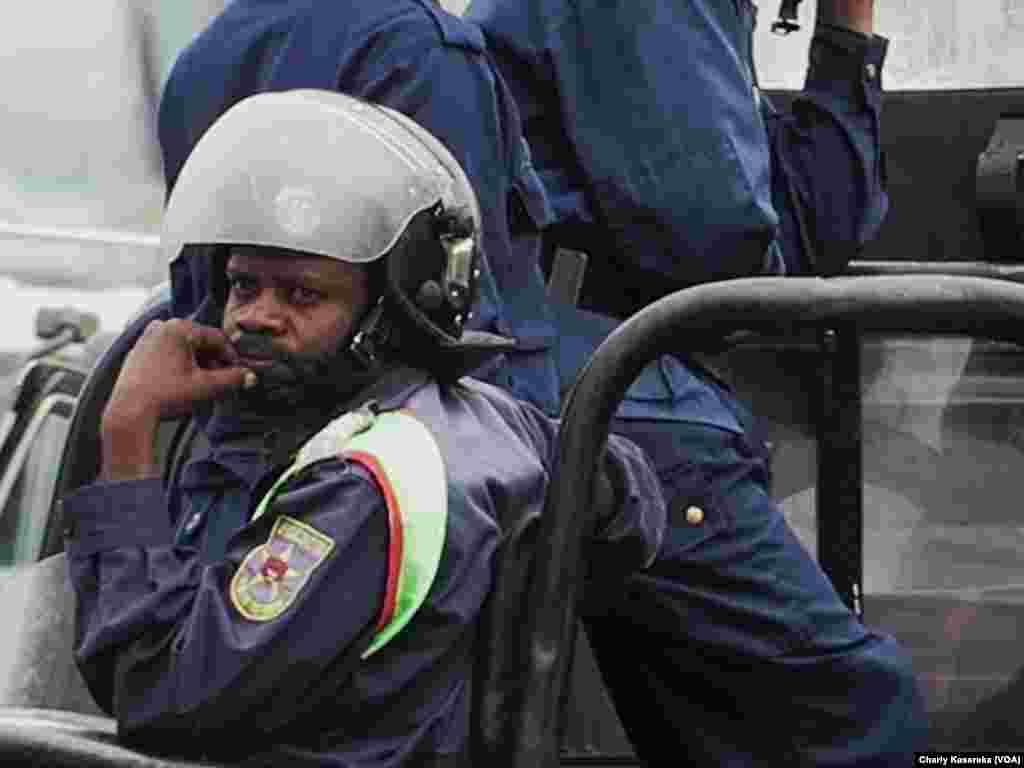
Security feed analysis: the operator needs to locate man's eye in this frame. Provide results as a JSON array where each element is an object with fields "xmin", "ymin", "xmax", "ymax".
[
  {"xmin": 290, "ymin": 286, "xmax": 322, "ymax": 305},
  {"xmin": 228, "ymin": 276, "xmax": 258, "ymax": 296}
]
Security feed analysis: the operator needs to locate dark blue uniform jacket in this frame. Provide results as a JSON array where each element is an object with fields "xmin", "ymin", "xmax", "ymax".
[
  {"xmin": 465, "ymin": 0, "xmax": 890, "ymax": 429},
  {"xmin": 466, "ymin": 0, "xmax": 889, "ymax": 279},
  {"xmin": 65, "ymin": 372, "xmax": 665, "ymax": 766},
  {"xmin": 158, "ymin": 0, "xmax": 888, "ymax": 431}
]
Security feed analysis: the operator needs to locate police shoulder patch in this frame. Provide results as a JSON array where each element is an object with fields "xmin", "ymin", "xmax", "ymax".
[{"xmin": 230, "ymin": 515, "xmax": 335, "ymax": 622}]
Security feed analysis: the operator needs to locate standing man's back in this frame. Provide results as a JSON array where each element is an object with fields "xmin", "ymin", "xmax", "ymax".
[{"xmin": 467, "ymin": 0, "xmax": 927, "ymax": 764}]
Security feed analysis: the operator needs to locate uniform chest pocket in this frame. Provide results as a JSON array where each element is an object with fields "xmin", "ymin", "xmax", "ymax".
[{"xmin": 658, "ymin": 461, "xmax": 735, "ymax": 557}]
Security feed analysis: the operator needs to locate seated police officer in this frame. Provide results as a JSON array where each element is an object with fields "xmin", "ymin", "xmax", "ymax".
[{"xmin": 63, "ymin": 89, "xmax": 665, "ymax": 766}]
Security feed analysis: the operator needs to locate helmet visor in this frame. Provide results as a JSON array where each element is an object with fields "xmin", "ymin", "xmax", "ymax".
[{"xmin": 162, "ymin": 90, "xmax": 462, "ymax": 268}]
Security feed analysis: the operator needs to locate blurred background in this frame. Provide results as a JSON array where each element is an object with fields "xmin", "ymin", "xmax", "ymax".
[
  {"xmin": 5, "ymin": 0, "xmax": 1024, "ymax": 358},
  {"xmin": 0, "ymin": 1, "xmax": 225, "ymax": 368}
]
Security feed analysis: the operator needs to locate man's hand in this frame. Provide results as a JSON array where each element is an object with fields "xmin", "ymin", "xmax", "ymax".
[
  {"xmin": 817, "ymin": 0, "xmax": 874, "ymax": 35},
  {"xmin": 100, "ymin": 319, "xmax": 254, "ymax": 481}
]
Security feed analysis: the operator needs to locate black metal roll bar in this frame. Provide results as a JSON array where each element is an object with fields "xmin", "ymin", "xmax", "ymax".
[
  {"xmin": 478, "ymin": 274, "xmax": 1024, "ymax": 768},
  {"xmin": 848, "ymin": 260, "xmax": 1024, "ymax": 282},
  {"xmin": 11, "ymin": 271, "xmax": 1024, "ymax": 767}
]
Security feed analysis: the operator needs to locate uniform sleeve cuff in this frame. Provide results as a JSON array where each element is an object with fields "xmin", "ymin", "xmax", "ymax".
[
  {"xmin": 64, "ymin": 478, "xmax": 174, "ymax": 557},
  {"xmin": 805, "ymin": 22, "xmax": 890, "ymax": 109}
]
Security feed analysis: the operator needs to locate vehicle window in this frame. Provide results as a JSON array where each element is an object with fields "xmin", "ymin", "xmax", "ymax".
[
  {"xmin": 755, "ymin": 0, "xmax": 1024, "ymax": 90},
  {"xmin": 729, "ymin": 332, "xmax": 1024, "ymax": 746},
  {"xmin": 0, "ymin": 396, "xmax": 74, "ymax": 566},
  {"xmin": 0, "ymin": 2, "xmax": 216, "ymax": 369}
]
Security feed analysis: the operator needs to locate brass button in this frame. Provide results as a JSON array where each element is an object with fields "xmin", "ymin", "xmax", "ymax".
[{"xmin": 685, "ymin": 506, "xmax": 704, "ymax": 525}]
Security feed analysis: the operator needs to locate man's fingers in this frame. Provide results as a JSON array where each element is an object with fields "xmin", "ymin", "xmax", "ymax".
[
  {"xmin": 187, "ymin": 325, "xmax": 240, "ymax": 366},
  {"xmin": 192, "ymin": 366, "xmax": 256, "ymax": 400}
]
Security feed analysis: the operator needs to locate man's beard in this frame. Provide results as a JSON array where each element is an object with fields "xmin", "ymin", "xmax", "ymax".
[{"xmin": 230, "ymin": 331, "xmax": 352, "ymax": 411}]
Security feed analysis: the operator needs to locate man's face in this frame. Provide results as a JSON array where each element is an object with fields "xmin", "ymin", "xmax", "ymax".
[{"xmin": 221, "ymin": 246, "xmax": 371, "ymax": 405}]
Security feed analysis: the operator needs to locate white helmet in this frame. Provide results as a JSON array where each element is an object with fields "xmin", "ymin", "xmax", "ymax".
[{"xmin": 162, "ymin": 89, "xmax": 510, "ymax": 377}]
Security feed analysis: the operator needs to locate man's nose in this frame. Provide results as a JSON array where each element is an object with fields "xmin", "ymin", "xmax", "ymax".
[{"xmin": 234, "ymin": 290, "xmax": 286, "ymax": 334}]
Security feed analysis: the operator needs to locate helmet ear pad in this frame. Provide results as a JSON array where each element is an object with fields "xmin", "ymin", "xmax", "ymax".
[{"xmin": 383, "ymin": 205, "xmax": 473, "ymax": 346}]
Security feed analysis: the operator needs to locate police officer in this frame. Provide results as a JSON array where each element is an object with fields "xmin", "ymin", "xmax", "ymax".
[
  {"xmin": 158, "ymin": 0, "xmax": 559, "ymax": 420},
  {"xmin": 463, "ymin": 0, "xmax": 928, "ymax": 765},
  {"xmin": 65, "ymin": 90, "xmax": 665, "ymax": 767},
  {"xmin": 156, "ymin": 1, "xmax": 926, "ymax": 764}
]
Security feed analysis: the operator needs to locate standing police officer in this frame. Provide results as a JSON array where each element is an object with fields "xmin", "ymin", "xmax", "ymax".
[
  {"xmin": 464, "ymin": 0, "xmax": 926, "ymax": 765},
  {"xmin": 66, "ymin": 89, "xmax": 665, "ymax": 767}
]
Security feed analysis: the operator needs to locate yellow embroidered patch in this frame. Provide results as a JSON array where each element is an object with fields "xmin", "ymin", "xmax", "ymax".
[{"xmin": 230, "ymin": 515, "xmax": 335, "ymax": 622}]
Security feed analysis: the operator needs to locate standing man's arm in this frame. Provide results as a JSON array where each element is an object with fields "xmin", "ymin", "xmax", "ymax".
[
  {"xmin": 765, "ymin": 0, "xmax": 888, "ymax": 275},
  {"xmin": 818, "ymin": 0, "xmax": 874, "ymax": 34}
]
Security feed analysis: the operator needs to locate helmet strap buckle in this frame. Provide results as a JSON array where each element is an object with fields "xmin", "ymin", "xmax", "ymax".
[
  {"xmin": 437, "ymin": 207, "xmax": 478, "ymax": 314},
  {"xmin": 441, "ymin": 234, "xmax": 475, "ymax": 313},
  {"xmin": 349, "ymin": 298, "xmax": 391, "ymax": 370}
]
